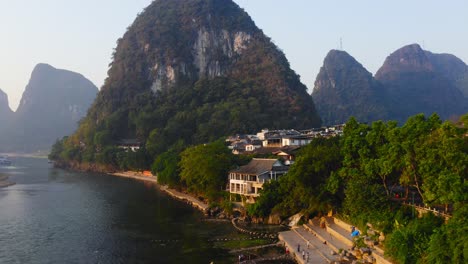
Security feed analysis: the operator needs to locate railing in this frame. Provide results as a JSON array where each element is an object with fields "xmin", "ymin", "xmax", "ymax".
[
  {"xmin": 229, "ymin": 189, "xmax": 259, "ymax": 196},
  {"xmin": 402, "ymin": 202, "xmax": 452, "ymax": 219}
]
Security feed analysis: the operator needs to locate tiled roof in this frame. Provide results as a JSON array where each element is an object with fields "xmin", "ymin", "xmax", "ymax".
[
  {"xmin": 278, "ymin": 145, "xmax": 301, "ymax": 153},
  {"xmin": 118, "ymin": 139, "xmax": 141, "ymax": 145},
  {"xmin": 230, "ymin": 158, "xmax": 280, "ymax": 175}
]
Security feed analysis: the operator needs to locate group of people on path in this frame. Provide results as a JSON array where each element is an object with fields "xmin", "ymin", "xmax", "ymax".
[
  {"xmin": 285, "ymin": 242, "xmax": 311, "ymax": 263},
  {"xmin": 298, "ymin": 243, "xmax": 310, "ymax": 262}
]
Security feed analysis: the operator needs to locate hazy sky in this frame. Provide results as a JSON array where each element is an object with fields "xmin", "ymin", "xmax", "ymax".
[{"xmin": 1, "ymin": 0, "xmax": 467, "ymax": 111}]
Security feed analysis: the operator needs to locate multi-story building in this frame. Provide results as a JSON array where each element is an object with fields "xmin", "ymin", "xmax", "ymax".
[{"xmin": 228, "ymin": 158, "xmax": 288, "ymax": 203}]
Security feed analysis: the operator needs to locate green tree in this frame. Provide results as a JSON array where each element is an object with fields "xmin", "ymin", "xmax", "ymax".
[
  {"xmin": 385, "ymin": 213, "xmax": 444, "ymax": 264},
  {"xmin": 247, "ymin": 180, "xmax": 283, "ymax": 218},
  {"xmin": 426, "ymin": 205, "xmax": 468, "ymax": 263},
  {"xmin": 363, "ymin": 120, "xmax": 401, "ymax": 196},
  {"xmin": 419, "ymin": 122, "xmax": 468, "ymax": 208},
  {"xmin": 49, "ymin": 138, "xmax": 65, "ymax": 161},
  {"xmin": 399, "ymin": 114, "xmax": 442, "ymax": 199},
  {"xmin": 151, "ymin": 149, "xmax": 180, "ymax": 187},
  {"xmin": 179, "ymin": 140, "xmax": 235, "ymax": 201},
  {"xmin": 339, "ymin": 117, "xmax": 391, "ymax": 224},
  {"xmin": 283, "ymin": 137, "xmax": 342, "ymax": 215}
]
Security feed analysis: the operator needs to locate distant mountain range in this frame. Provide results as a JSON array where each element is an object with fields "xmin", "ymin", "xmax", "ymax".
[
  {"xmin": 0, "ymin": 64, "xmax": 98, "ymax": 153},
  {"xmin": 312, "ymin": 44, "xmax": 468, "ymax": 125},
  {"xmin": 3, "ymin": 8, "xmax": 467, "ymax": 157}
]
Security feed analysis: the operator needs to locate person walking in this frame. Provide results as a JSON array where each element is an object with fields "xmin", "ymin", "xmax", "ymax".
[
  {"xmin": 297, "ymin": 243, "xmax": 300, "ymax": 252},
  {"xmin": 302, "ymin": 250, "xmax": 305, "ymax": 260}
]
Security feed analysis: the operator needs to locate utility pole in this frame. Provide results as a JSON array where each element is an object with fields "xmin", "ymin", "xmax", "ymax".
[{"xmin": 340, "ymin": 37, "xmax": 343, "ymax": 50}]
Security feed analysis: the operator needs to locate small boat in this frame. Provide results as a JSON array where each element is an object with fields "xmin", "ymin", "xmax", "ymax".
[{"xmin": 0, "ymin": 156, "xmax": 12, "ymax": 166}]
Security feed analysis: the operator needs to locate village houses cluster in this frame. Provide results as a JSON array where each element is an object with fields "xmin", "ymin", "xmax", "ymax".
[
  {"xmin": 226, "ymin": 125, "xmax": 344, "ymax": 203},
  {"xmin": 115, "ymin": 124, "xmax": 345, "ymax": 204}
]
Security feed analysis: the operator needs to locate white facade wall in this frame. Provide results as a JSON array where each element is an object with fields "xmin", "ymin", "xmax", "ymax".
[{"xmin": 281, "ymin": 138, "xmax": 312, "ymax": 147}]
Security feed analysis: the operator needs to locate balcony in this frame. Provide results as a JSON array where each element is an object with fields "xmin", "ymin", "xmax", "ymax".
[{"xmin": 229, "ymin": 182, "xmax": 261, "ymax": 197}]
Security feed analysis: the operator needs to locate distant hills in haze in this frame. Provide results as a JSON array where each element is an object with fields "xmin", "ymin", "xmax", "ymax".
[
  {"xmin": 0, "ymin": 89, "xmax": 13, "ymax": 124},
  {"xmin": 313, "ymin": 44, "xmax": 468, "ymax": 125},
  {"xmin": 2, "ymin": 8, "xmax": 467, "ymax": 157},
  {"xmin": 0, "ymin": 64, "xmax": 98, "ymax": 153}
]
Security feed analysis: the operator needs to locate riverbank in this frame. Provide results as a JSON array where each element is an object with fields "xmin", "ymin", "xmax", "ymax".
[
  {"xmin": 110, "ymin": 171, "xmax": 209, "ymax": 212},
  {"xmin": 0, "ymin": 152, "xmax": 48, "ymax": 159},
  {"xmin": 108, "ymin": 171, "xmax": 291, "ymax": 262},
  {"xmin": 0, "ymin": 175, "xmax": 15, "ymax": 188}
]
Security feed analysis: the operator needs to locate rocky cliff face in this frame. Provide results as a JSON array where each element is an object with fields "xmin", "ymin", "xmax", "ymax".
[
  {"xmin": 72, "ymin": 0, "xmax": 320, "ymax": 158},
  {"xmin": 150, "ymin": 28, "xmax": 252, "ymax": 92},
  {"xmin": 312, "ymin": 50, "xmax": 388, "ymax": 125},
  {"xmin": 1, "ymin": 64, "xmax": 98, "ymax": 152},
  {"xmin": 375, "ymin": 44, "xmax": 467, "ymax": 121}
]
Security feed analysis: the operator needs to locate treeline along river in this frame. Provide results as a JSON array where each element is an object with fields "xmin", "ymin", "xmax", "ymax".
[{"xmin": 0, "ymin": 157, "xmax": 238, "ymax": 263}]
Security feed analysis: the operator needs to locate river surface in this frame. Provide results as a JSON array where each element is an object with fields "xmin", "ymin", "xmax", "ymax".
[{"xmin": 0, "ymin": 157, "xmax": 238, "ymax": 264}]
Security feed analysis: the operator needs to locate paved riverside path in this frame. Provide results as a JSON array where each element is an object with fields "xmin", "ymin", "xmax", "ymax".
[
  {"xmin": 304, "ymin": 219, "xmax": 353, "ymax": 254},
  {"xmin": 279, "ymin": 227, "xmax": 339, "ymax": 264}
]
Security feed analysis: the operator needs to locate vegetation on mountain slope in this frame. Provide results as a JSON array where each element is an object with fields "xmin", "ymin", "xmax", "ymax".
[{"xmin": 51, "ymin": 0, "xmax": 320, "ymax": 170}]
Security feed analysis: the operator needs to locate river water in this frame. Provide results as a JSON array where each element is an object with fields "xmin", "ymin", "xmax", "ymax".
[{"xmin": 0, "ymin": 157, "xmax": 238, "ymax": 263}]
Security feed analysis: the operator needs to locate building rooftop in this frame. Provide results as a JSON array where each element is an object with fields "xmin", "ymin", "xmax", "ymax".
[
  {"xmin": 118, "ymin": 139, "xmax": 141, "ymax": 146},
  {"xmin": 230, "ymin": 158, "xmax": 282, "ymax": 175}
]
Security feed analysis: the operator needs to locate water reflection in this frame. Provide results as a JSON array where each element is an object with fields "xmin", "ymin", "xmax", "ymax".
[{"xmin": 0, "ymin": 157, "xmax": 236, "ymax": 263}]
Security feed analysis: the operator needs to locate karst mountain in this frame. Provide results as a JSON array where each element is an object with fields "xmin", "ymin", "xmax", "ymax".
[
  {"xmin": 0, "ymin": 89, "xmax": 14, "ymax": 148},
  {"xmin": 65, "ymin": 0, "xmax": 321, "ymax": 159},
  {"xmin": 0, "ymin": 89, "xmax": 13, "ymax": 124},
  {"xmin": 311, "ymin": 50, "xmax": 389, "ymax": 125},
  {"xmin": 0, "ymin": 64, "xmax": 98, "ymax": 153},
  {"xmin": 313, "ymin": 44, "xmax": 468, "ymax": 125}
]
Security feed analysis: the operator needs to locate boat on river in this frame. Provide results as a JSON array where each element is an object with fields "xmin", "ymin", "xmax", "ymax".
[{"xmin": 0, "ymin": 156, "xmax": 12, "ymax": 166}]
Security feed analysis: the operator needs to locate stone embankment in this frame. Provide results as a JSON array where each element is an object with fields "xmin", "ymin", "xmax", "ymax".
[
  {"xmin": 159, "ymin": 185, "xmax": 208, "ymax": 211},
  {"xmin": 232, "ymin": 218, "xmax": 278, "ymax": 240},
  {"xmin": 110, "ymin": 171, "xmax": 209, "ymax": 212}
]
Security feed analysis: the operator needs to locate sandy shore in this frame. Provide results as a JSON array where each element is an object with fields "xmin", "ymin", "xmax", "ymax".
[
  {"xmin": 0, "ymin": 181, "xmax": 15, "ymax": 188},
  {"xmin": 110, "ymin": 171, "xmax": 209, "ymax": 212}
]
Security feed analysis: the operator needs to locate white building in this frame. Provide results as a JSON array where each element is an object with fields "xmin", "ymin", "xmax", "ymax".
[
  {"xmin": 281, "ymin": 135, "xmax": 314, "ymax": 147},
  {"xmin": 228, "ymin": 158, "xmax": 288, "ymax": 203},
  {"xmin": 117, "ymin": 139, "xmax": 141, "ymax": 152}
]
